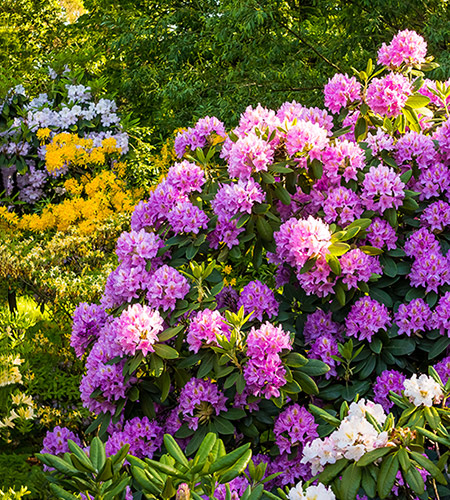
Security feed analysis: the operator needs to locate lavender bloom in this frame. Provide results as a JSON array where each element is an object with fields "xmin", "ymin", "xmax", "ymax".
[
  {"xmin": 373, "ymin": 370, "xmax": 407, "ymax": 411},
  {"xmin": 346, "ymin": 297, "xmax": 392, "ymax": 342},
  {"xmin": 237, "ymin": 280, "xmax": 279, "ymax": 322}
]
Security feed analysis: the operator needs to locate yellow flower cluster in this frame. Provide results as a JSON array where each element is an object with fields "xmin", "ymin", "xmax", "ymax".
[
  {"xmin": 44, "ymin": 133, "xmax": 122, "ymax": 174},
  {"xmin": 14, "ymin": 169, "xmax": 141, "ymax": 234},
  {"xmin": 0, "ymin": 355, "xmax": 23, "ymax": 388}
]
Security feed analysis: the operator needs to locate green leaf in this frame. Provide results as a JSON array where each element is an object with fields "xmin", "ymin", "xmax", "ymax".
[
  {"xmin": 159, "ymin": 325, "xmax": 183, "ymax": 342},
  {"xmin": 97, "ymin": 457, "xmax": 114, "ymax": 482},
  {"xmin": 325, "ymin": 253, "xmax": 341, "ymax": 275},
  {"xmin": 285, "ymin": 352, "xmax": 308, "ymax": 367},
  {"xmin": 154, "ymin": 344, "xmax": 179, "ymax": 359},
  {"xmin": 315, "ymin": 458, "xmax": 348, "ymax": 484},
  {"xmin": 309, "ymin": 159, "xmax": 323, "ymax": 179},
  {"xmin": 308, "ymin": 404, "xmax": 341, "ymax": 427},
  {"xmin": 209, "ymin": 443, "xmax": 251, "ymax": 474},
  {"xmin": 260, "ymin": 171, "xmax": 275, "ymax": 184},
  {"xmin": 377, "ymin": 453, "xmax": 399, "ymax": 499},
  {"xmin": 49, "ymin": 485, "xmax": 78, "ymax": 500},
  {"xmin": 300, "ymin": 359, "xmax": 330, "ymax": 376},
  {"xmin": 410, "ymin": 451, "xmax": 447, "ymax": 485},
  {"xmin": 428, "ymin": 337, "xmax": 450, "ymax": 359},
  {"xmin": 274, "ymin": 185, "xmax": 291, "ymax": 205},
  {"xmin": 355, "ymin": 116, "xmax": 368, "ymax": 141},
  {"xmin": 164, "ymin": 434, "xmax": 189, "ymax": 468},
  {"xmin": 341, "ymin": 463, "xmax": 362, "ymax": 500},
  {"xmin": 404, "ymin": 466, "xmax": 425, "ymax": 495},
  {"xmin": 405, "ymin": 95, "xmax": 430, "ymax": 109},
  {"xmin": 90, "ymin": 437, "xmax": 106, "ymax": 472},
  {"xmin": 294, "ymin": 371, "xmax": 319, "ymax": 395},
  {"xmin": 398, "ymin": 447, "xmax": 411, "ymax": 473},
  {"xmin": 359, "ymin": 245, "xmax": 383, "ymax": 256},
  {"xmin": 218, "ymin": 449, "xmax": 252, "ymax": 484},
  {"xmin": 328, "ymin": 242, "xmax": 351, "ymax": 256},
  {"xmin": 256, "ymin": 216, "xmax": 273, "ymax": 241},
  {"xmin": 214, "ymin": 415, "xmax": 235, "ymax": 435},
  {"xmin": 357, "ymin": 447, "xmax": 393, "ymax": 467}
]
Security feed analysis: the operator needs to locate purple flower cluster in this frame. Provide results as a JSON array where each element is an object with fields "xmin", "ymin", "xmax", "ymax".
[
  {"xmin": 215, "ymin": 286, "xmax": 239, "ymax": 311},
  {"xmin": 324, "ymin": 73, "xmax": 361, "ymax": 114},
  {"xmin": 377, "ymin": 30, "xmax": 427, "ymax": 68},
  {"xmin": 434, "ymin": 356, "xmax": 450, "ymax": 385},
  {"xmin": 421, "ymin": 201, "xmax": 450, "ymax": 231},
  {"xmin": 274, "ymin": 404, "xmax": 318, "ymax": 454},
  {"xmin": 414, "ymin": 162, "xmax": 449, "ymax": 201},
  {"xmin": 373, "ymin": 370, "xmax": 406, "ymax": 411},
  {"xmin": 214, "ymin": 478, "xmax": 250, "ymax": 500},
  {"xmin": 177, "ymin": 378, "xmax": 227, "ymax": 430},
  {"xmin": 394, "ymin": 132, "xmax": 437, "ymax": 169},
  {"xmin": 394, "ymin": 299, "xmax": 431, "ymax": 336},
  {"xmin": 366, "ymin": 217, "xmax": 398, "ymax": 250},
  {"xmin": 361, "ymin": 164, "xmax": 405, "ymax": 214},
  {"xmin": 116, "ymin": 229, "xmax": 164, "ymax": 267},
  {"xmin": 308, "ymin": 334, "xmax": 340, "ymax": 379},
  {"xmin": 340, "ymin": 249, "xmax": 382, "ymax": 290},
  {"xmin": 244, "ymin": 322, "xmax": 292, "ymax": 399},
  {"xmin": 366, "ymin": 73, "xmax": 412, "ymax": 117},
  {"xmin": 434, "ymin": 119, "xmax": 450, "ymax": 161},
  {"xmin": 323, "ymin": 187, "xmax": 363, "ymax": 225},
  {"xmin": 303, "ymin": 309, "xmax": 342, "ymax": 344},
  {"xmin": 431, "ymin": 292, "xmax": 450, "ymax": 336},
  {"xmin": 71, "ymin": 302, "xmax": 108, "ymax": 358},
  {"xmin": 105, "ymin": 416, "xmax": 163, "ymax": 459},
  {"xmin": 80, "ymin": 325, "xmax": 135, "ymax": 415},
  {"xmin": 237, "ymin": 280, "xmax": 279, "ymax": 321},
  {"xmin": 115, "ymin": 303, "xmax": 164, "ymax": 356},
  {"xmin": 166, "ymin": 200, "xmax": 209, "ymax": 234},
  {"xmin": 41, "ymin": 426, "xmax": 81, "ymax": 456},
  {"xmin": 186, "ymin": 309, "xmax": 230, "ymax": 353},
  {"xmin": 174, "ymin": 117, "xmax": 226, "ymax": 158},
  {"xmin": 346, "ymin": 297, "xmax": 392, "ymax": 341},
  {"xmin": 146, "ymin": 265, "xmax": 190, "ymax": 311}
]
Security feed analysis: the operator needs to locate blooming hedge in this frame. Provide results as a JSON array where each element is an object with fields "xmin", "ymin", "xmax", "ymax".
[{"xmin": 38, "ymin": 30, "xmax": 450, "ymax": 500}]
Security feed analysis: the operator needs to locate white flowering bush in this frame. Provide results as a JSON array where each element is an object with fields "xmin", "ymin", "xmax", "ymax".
[{"xmin": 37, "ymin": 29, "xmax": 450, "ymax": 500}]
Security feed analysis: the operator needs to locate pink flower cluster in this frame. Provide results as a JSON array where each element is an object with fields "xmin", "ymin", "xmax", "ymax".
[
  {"xmin": 324, "ymin": 73, "xmax": 361, "ymax": 114},
  {"xmin": 366, "ymin": 217, "xmax": 398, "ymax": 250},
  {"xmin": 323, "ymin": 186, "xmax": 363, "ymax": 225},
  {"xmin": 237, "ymin": 280, "xmax": 279, "ymax": 321},
  {"xmin": 366, "ymin": 73, "xmax": 412, "ymax": 117},
  {"xmin": 244, "ymin": 322, "xmax": 292, "ymax": 399},
  {"xmin": 115, "ymin": 303, "xmax": 164, "ymax": 356},
  {"xmin": 377, "ymin": 29, "xmax": 427, "ymax": 68},
  {"xmin": 285, "ymin": 121, "xmax": 329, "ymax": 160},
  {"xmin": 116, "ymin": 229, "xmax": 164, "ymax": 267},
  {"xmin": 146, "ymin": 265, "xmax": 190, "ymax": 311},
  {"xmin": 186, "ymin": 309, "xmax": 230, "ymax": 353},
  {"xmin": 174, "ymin": 116, "xmax": 226, "ymax": 157},
  {"xmin": 361, "ymin": 164, "xmax": 405, "ymax": 214},
  {"xmin": 272, "ymin": 216, "xmax": 332, "ymax": 269},
  {"xmin": 431, "ymin": 292, "xmax": 450, "ymax": 336},
  {"xmin": 322, "ymin": 140, "xmax": 366, "ymax": 183},
  {"xmin": 421, "ymin": 201, "xmax": 450, "ymax": 231},
  {"xmin": 340, "ymin": 249, "xmax": 382, "ymax": 290}
]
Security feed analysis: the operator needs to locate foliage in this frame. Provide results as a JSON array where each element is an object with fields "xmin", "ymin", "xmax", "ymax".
[{"xmin": 49, "ymin": 0, "xmax": 449, "ymax": 137}]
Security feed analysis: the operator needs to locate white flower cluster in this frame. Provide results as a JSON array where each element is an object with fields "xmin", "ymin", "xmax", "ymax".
[
  {"xmin": 301, "ymin": 399, "xmax": 390, "ymax": 474},
  {"xmin": 288, "ymin": 481, "xmax": 336, "ymax": 500},
  {"xmin": 403, "ymin": 374, "xmax": 443, "ymax": 407}
]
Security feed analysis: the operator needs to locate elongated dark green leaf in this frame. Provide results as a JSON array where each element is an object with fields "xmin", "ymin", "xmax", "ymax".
[
  {"xmin": 357, "ymin": 447, "xmax": 393, "ymax": 467},
  {"xmin": 377, "ymin": 453, "xmax": 399, "ymax": 499},
  {"xmin": 341, "ymin": 463, "xmax": 362, "ymax": 500},
  {"xmin": 154, "ymin": 344, "xmax": 179, "ymax": 359}
]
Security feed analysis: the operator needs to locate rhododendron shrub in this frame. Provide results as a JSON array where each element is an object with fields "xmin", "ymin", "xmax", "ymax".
[{"xmin": 41, "ymin": 30, "xmax": 450, "ymax": 500}]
